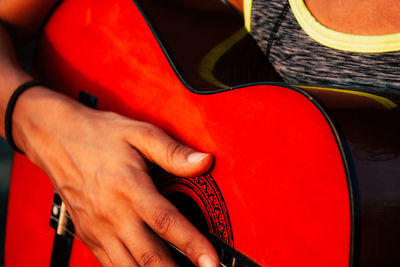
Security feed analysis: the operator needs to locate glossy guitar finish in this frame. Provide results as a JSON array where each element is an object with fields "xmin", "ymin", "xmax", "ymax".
[{"xmin": 5, "ymin": 0, "xmax": 400, "ymax": 266}]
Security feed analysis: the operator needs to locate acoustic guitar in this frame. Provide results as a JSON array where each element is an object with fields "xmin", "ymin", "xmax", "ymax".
[{"xmin": 5, "ymin": 0, "xmax": 400, "ymax": 266}]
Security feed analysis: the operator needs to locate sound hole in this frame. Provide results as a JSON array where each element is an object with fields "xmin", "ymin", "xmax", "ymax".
[
  {"xmin": 167, "ymin": 192, "xmax": 209, "ymax": 233},
  {"xmin": 165, "ymin": 192, "xmax": 209, "ymax": 266}
]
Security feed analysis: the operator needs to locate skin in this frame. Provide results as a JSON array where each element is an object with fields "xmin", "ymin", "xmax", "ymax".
[
  {"xmin": 304, "ymin": 0, "xmax": 400, "ymax": 35},
  {"xmin": 1, "ymin": 0, "xmax": 398, "ymax": 266},
  {"xmin": 231, "ymin": 0, "xmax": 400, "ymax": 35},
  {"xmin": 0, "ymin": 0, "xmax": 220, "ymax": 266}
]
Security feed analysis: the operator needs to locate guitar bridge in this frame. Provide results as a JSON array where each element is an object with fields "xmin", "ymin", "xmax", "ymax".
[{"xmin": 50, "ymin": 191, "xmax": 75, "ymax": 237}]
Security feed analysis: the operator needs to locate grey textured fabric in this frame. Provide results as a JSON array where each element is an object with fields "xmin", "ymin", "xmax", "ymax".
[{"xmin": 250, "ymin": 0, "xmax": 400, "ymax": 92}]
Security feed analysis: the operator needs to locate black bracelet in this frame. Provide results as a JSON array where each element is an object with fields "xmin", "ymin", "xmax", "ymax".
[{"xmin": 5, "ymin": 80, "xmax": 43, "ymax": 154}]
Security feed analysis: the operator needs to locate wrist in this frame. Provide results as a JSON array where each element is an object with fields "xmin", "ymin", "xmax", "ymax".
[
  {"xmin": 4, "ymin": 80, "xmax": 44, "ymax": 153},
  {"xmin": 11, "ymin": 86, "xmax": 84, "ymax": 157}
]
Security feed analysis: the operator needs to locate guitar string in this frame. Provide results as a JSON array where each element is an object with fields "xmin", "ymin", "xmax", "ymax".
[
  {"xmin": 52, "ymin": 217, "xmax": 80, "ymax": 240},
  {"xmin": 54, "ymin": 202, "xmax": 232, "ymax": 267},
  {"xmin": 52, "ymin": 217, "xmax": 228, "ymax": 267}
]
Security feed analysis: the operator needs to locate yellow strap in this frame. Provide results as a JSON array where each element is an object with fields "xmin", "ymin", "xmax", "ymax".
[
  {"xmin": 243, "ymin": 0, "xmax": 252, "ymax": 32},
  {"xmin": 297, "ymin": 85, "xmax": 398, "ymax": 110},
  {"xmin": 198, "ymin": 28, "xmax": 248, "ymax": 88}
]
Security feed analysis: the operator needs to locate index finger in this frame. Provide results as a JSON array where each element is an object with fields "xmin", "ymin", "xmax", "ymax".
[{"xmin": 135, "ymin": 188, "xmax": 219, "ymax": 267}]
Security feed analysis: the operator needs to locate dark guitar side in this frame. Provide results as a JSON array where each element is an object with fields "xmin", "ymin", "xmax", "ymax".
[{"xmin": 5, "ymin": 0, "xmax": 400, "ymax": 266}]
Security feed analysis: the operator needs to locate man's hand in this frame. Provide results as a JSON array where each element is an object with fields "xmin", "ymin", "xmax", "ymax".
[
  {"xmin": 12, "ymin": 87, "xmax": 219, "ymax": 267},
  {"xmin": 0, "ymin": 1, "xmax": 219, "ymax": 265}
]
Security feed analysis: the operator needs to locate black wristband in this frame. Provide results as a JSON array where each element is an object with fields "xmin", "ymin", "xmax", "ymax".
[{"xmin": 5, "ymin": 80, "xmax": 43, "ymax": 154}]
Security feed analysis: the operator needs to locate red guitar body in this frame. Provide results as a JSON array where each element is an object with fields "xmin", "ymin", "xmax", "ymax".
[{"xmin": 5, "ymin": 0, "xmax": 400, "ymax": 266}]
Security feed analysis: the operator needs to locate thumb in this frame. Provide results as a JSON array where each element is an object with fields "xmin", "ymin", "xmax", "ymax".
[{"xmin": 126, "ymin": 122, "xmax": 213, "ymax": 177}]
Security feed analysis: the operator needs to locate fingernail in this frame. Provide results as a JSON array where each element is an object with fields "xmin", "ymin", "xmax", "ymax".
[
  {"xmin": 198, "ymin": 254, "xmax": 217, "ymax": 267},
  {"xmin": 187, "ymin": 152, "xmax": 209, "ymax": 164}
]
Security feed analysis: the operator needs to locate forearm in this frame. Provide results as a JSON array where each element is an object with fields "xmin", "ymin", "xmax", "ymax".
[
  {"xmin": 0, "ymin": 22, "xmax": 84, "ymax": 156},
  {"xmin": 0, "ymin": 0, "xmax": 60, "ymax": 141},
  {"xmin": 0, "ymin": 23, "xmax": 33, "ymax": 139},
  {"xmin": 0, "ymin": 2, "xmax": 218, "ymax": 265}
]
